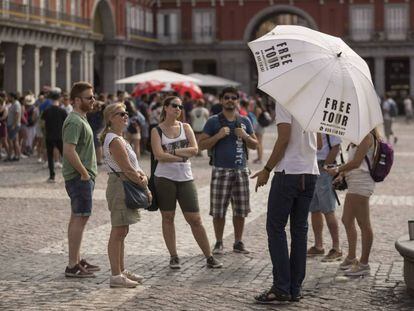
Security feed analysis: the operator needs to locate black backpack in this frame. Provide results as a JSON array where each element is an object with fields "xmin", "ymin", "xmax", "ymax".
[{"xmin": 208, "ymin": 112, "xmax": 248, "ymax": 166}]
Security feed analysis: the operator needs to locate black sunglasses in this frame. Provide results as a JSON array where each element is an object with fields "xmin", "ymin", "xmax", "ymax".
[
  {"xmin": 81, "ymin": 95, "xmax": 95, "ymax": 102},
  {"xmin": 171, "ymin": 103, "xmax": 184, "ymax": 110},
  {"xmin": 223, "ymin": 95, "xmax": 238, "ymax": 101},
  {"xmin": 114, "ymin": 111, "xmax": 129, "ymax": 118}
]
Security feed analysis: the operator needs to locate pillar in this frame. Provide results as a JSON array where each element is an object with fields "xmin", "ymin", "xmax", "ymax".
[
  {"xmin": 40, "ymin": 47, "xmax": 57, "ymax": 89},
  {"xmin": 22, "ymin": 45, "xmax": 40, "ymax": 95},
  {"xmin": 374, "ymin": 56, "xmax": 385, "ymax": 97},
  {"xmin": 3, "ymin": 43, "xmax": 22, "ymax": 93}
]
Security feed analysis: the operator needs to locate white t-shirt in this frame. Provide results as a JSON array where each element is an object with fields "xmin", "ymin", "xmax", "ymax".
[
  {"xmin": 190, "ymin": 107, "xmax": 209, "ymax": 132},
  {"xmin": 317, "ymin": 134, "xmax": 342, "ymax": 161},
  {"xmin": 103, "ymin": 133, "xmax": 142, "ymax": 173},
  {"xmin": 274, "ymin": 103, "xmax": 319, "ymax": 175}
]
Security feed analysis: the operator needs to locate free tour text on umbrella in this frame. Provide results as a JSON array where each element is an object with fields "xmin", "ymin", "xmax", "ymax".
[
  {"xmin": 323, "ymin": 97, "xmax": 350, "ymax": 127},
  {"xmin": 255, "ymin": 42, "xmax": 293, "ymax": 72}
]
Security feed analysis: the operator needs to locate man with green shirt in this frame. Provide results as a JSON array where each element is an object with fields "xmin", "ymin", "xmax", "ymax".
[{"xmin": 62, "ymin": 81, "xmax": 99, "ymax": 278}]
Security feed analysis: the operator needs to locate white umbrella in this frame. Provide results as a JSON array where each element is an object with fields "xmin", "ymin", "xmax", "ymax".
[
  {"xmin": 188, "ymin": 73, "xmax": 241, "ymax": 87},
  {"xmin": 248, "ymin": 25, "xmax": 383, "ymax": 144},
  {"xmin": 115, "ymin": 69, "xmax": 201, "ymax": 84}
]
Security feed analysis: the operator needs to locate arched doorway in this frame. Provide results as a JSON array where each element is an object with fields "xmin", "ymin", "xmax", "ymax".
[
  {"xmin": 92, "ymin": 0, "xmax": 116, "ymax": 93},
  {"xmin": 245, "ymin": 5, "xmax": 317, "ymax": 93}
]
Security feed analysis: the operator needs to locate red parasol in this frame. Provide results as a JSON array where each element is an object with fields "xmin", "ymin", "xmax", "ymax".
[
  {"xmin": 132, "ymin": 80, "xmax": 165, "ymax": 97},
  {"xmin": 171, "ymin": 81, "xmax": 203, "ymax": 100}
]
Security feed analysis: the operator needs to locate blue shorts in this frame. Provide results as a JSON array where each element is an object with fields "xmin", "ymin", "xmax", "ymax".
[
  {"xmin": 7, "ymin": 125, "xmax": 20, "ymax": 140},
  {"xmin": 309, "ymin": 170, "xmax": 336, "ymax": 214},
  {"xmin": 65, "ymin": 175, "xmax": 95, "ymax": 216}
]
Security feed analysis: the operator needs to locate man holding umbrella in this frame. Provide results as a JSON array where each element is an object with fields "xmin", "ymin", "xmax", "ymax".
[{"xmin": 252, "ymin": 103, "xmax": 319, "ymax": 303}]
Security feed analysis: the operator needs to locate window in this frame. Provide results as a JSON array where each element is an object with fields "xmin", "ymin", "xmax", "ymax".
[
  {"xmin": 157, "ymin": 11, "xmax": 180, "ymax": 44},
  {"xmin": 193, "ymin": 10, "xmax": 215, "ymax": 43},
  {"xmin": 138, "ymin": 7, "xmax": 145, "ymax": 31},
  {"xmin": 385, "ymin": 4, "xmax": 408, "ymax": 41},
  {"xmin": 350, "ymin": 5, "xmax": 373, "ymax": 41},
  {"xmin": 146, "ymin": 10, "xmax": 153, "ymax": 34}
]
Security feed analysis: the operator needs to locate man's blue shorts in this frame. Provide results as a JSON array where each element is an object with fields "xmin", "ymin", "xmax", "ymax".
[
  {"xmin": 65, "ymin": 175, "xmax": 95, "ymax": 216},
  {"xmin": 7, "ymin": 125, "xmax": 20, "ymax": 140},
  {"xmin": 309, "ymin": 170, "xmax": 336, "ymax": 214}
]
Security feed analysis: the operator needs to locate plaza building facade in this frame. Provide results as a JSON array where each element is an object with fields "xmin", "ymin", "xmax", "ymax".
[{"xmin": 1, "ymin": 0, "xmax": 414, "ymax": 102}]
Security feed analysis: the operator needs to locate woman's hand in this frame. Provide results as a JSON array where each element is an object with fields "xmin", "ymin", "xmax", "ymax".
[{"xmin": 326, "ymin": 167, "xmax": 339, "ymax": 176}]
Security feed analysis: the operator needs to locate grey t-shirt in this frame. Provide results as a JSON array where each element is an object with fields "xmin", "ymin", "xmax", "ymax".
[{"xmin": 7, "ymin": 100, "xmax": 21, "ymax": 127}]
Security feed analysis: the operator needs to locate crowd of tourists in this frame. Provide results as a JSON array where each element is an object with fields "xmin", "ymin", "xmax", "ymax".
[{"xmin": 0, "ymin": 81, "xmax": 400, "ymax": 302}]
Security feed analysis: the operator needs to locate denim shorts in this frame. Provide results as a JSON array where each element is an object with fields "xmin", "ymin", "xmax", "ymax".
[
  {"xmin": 309, "ymin": 170, "xmax": 337, "ymax": 214},
  {"xmin": 7, "ymin": 125, "xmax": 20, "ymax": 140},
  {"xmin": 65, "ymin": 175, "xmax": 95, "ymax": 216}
]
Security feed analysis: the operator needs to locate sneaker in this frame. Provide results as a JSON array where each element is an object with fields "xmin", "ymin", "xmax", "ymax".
[
  {"xmin": 321, "ymin": 249, "xmax": 343, "ymax": 262},
  {"xmin": 339, "ymin": 257, "xmax": 358, "ymax": 270},
  {"xmin": 169, "ymin": 256, "xmax": 181, "ymax": 269},
  {"xmin": 233, "ymin": 241, "xmax": 250, "ymax": 254},
  {"xmin": 55, "ymin": 161, "xmax": 63, "ymax": 169},
  {"xmin": 212, "ymin": 241, "xmax": 224, "ymax": 255},
  {"xmin": 307, "ymin": 246, "xmax": 325, "ymax": 257},
  {"xmin": 79, "ymin": 259, "xmax": 100, "ymax": 272},
  {"xmin": 65, "ymin": 264, "xmax": 95, "ymax": 278},
  {"xmin": 37, "ymin": 158, "xmax": 43, "ymax": 163},
  {"xmin": 42, "ymin": 162, "xmax": 48, "ymax": 169},
  {"xmin": 254, "ymin": 286, "xmax": 291, "ymax": 304},
  {"xmin": 46, "ymin": 177, "xmax": 56, "ymax": 183},
  {"xmin": 110, "ymin": 274, "xmax": 138, "ymax": 288},
  {"xmin": 11, "ymin": 157, "xmax": 20, "ymax": 161},
  {"xmin": 253, "ymin": 159, "xmax": 262, "ymax": 164},
  {"xmin": 3, "ymin": 157, "xmax": 12, "ymax": 162},
  {"xmin": 20, "ymin": 154, "xmax": 27, "ymax": 159},
  {"xmin": 206, "ymin": 256, "xmax": 223, "ymax": 269},
  {"xmin": 344, "ymin": 262, "xmax": 370, "ymax": 276},
  {"xmin": 122, "ymin": 269, "xmax": 143, "ymax": 283}
]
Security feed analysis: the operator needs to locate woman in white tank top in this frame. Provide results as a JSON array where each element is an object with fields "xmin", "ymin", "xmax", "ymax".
[
  {"xmin": 151, "ymin": 96, "xmax": 222, "ymax": 269},
  {"xmin": 327, "ymin": 128, "xmax": 380, "ymax": 277}
]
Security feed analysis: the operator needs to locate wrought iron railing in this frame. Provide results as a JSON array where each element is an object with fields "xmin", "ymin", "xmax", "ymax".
[{"xmin": 0, "ymin": 0, "xmax": 90, "ymax": 28}]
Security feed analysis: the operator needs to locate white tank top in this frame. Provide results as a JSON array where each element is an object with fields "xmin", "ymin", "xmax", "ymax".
[
  {"xmin": 103, "ymin": 132, "xmax": 142, "ymax": 173},
  {"xmin": 347, "ymin": 139, "xmax": 375, "ymax": 173},
  {"xmin": 155, "ymin": 122, "xmax": 193, "ymax": 181}
]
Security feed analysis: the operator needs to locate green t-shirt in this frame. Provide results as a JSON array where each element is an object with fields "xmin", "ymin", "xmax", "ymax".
[{"xmin": 62, "ymin": 112, "xmax": 97, "ymax": 181}]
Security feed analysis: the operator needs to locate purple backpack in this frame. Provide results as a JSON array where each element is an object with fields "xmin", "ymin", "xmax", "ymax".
[{"xmin": 365, "ymin": 136, "xmax": 394, "ymax": 182}]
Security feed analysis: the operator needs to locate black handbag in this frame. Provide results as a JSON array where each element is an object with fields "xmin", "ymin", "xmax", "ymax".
[
  {"xmin": 332, "ymin": 173, "xmax": 348, "ymax": 191},
  {"xmin": 108, "ymin": 165, "xmax": 149, "ymax": 210}
]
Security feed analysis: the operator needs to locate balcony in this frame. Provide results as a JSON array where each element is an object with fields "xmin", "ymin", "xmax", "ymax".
[
  {"xmin": 157, "ymin": 31, "xmax": 216, "ymax": 45},
  {"xmin": 129, "ymin": 28, "xmax": 156, "ymax": 42},
  {"xmin": 347, "ymin": 27, "xmax": 411, "ymax": 43},
  {"xmin": 0, "ymin": 0, "xmax": 90, "ymax": 29}
]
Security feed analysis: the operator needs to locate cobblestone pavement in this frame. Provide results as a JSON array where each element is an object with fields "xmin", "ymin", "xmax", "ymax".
[{"xmin": 1, "ymin": 121, "xmax": 414, "ymax": 310}]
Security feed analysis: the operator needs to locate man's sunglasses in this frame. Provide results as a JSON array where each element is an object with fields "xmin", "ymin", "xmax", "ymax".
[
  {"xmin": 171, "ymin": 103, "xmax": 184, "ymax": 110},
  {"xmin": 223, "ymin": 95, "xmax": 238, "ymax": 101},
  {"xmin": 80, "ymin": 96, "xmax": 95, "ymax": 101},
  {"xmin": 114, "ymin": 111, "xmax": 129, "ymax": 118}
]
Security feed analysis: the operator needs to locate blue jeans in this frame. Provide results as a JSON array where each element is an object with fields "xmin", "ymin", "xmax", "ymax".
[{"xmin": 267, "ymin": 172, "xmax": 317, "ymax": 297}]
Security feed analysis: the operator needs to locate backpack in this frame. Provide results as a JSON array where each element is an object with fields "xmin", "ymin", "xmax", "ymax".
[
  {"xmin": 208, "ymin": 112, "xmax": 248, "ymax": 166},
  {"xmin": 27, "ymin": 107, "xmax": 36, "ymax": 126},
  {"xmin": 364, "ymin": 135, "xmax": 394, "ymax": 182},
  {"xmin": 257, "ymin": 111, "xmax": 272, "ymax": 127},
  {"xmin": 147, "ymin": 126, "xmax": 163, "ymax": 211}
]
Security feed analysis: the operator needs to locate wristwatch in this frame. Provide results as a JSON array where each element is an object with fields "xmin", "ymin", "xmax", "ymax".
[{"xmin": 264, "ymin": 165, "xmax": 272, "ymax": 173}]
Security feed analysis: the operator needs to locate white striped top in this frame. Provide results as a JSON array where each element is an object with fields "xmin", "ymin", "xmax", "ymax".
[{"xmin": 103, "ymin": 132, "xmax": 142, "ymax": 173}]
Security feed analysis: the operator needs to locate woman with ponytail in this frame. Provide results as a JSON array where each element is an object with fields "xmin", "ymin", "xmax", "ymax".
[
  {"xmin": 151, "ymin": 96, "xmax": 222, "ymax": 270},
  {"xmin": 102, "ymin": 103, "xmax": 152, "ymax": 288}
]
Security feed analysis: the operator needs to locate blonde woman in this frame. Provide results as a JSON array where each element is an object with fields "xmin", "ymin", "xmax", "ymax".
[
  {"xmin": 327, "ymin": 129, "xmax": 379, "ymax": 276},
  {"xmin": 102, "ymin": 103, "xmax": 152, "ymax": 288},
  {"xmin": 151, "ymin": 96, "xmax": 222, "ymax": 270}
]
